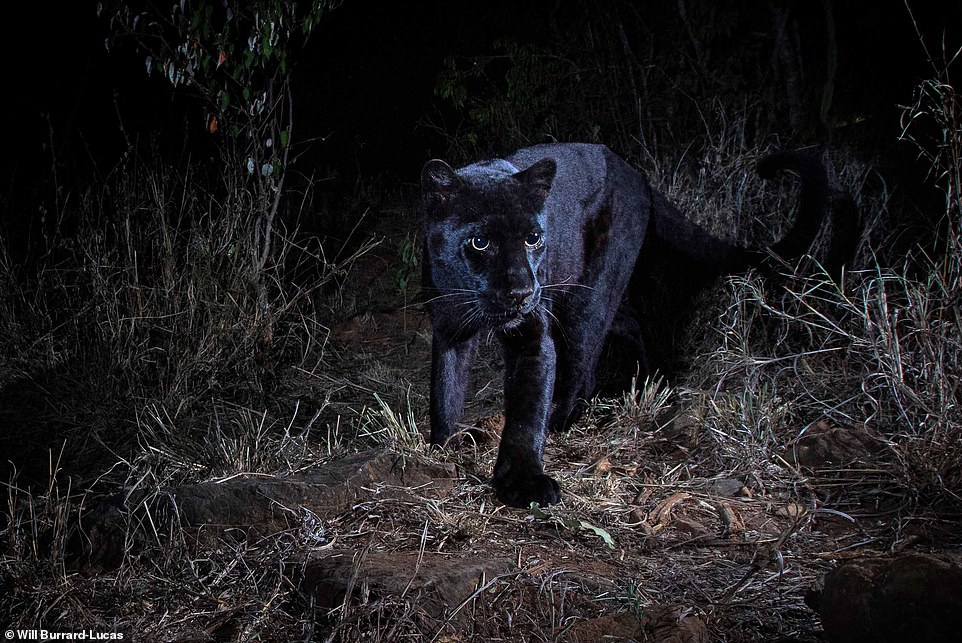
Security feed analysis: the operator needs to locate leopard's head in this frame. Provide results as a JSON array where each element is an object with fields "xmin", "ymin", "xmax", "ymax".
[{"xmin": 421, "ymin": 157, "xmax": 556, "ymax": 331}]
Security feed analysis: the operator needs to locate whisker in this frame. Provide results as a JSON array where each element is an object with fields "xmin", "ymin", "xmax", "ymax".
[
  {"xmin": 403, "ymin": 291, "xmax": 474, "ymax": 313},
  {"xmin": 541, "ymin": 303, "xmax": 562, "ymax": 328},
  {"xmin": 454, "ymin": 303, "xmax": 485, "ymax": 338},
  {"xmin": 421, "ymin": 290, "xmax": 478, "ymax": 306},
  {"xmin": 542, "ymin": 275, "xmax": 596, "ymax": 292}
]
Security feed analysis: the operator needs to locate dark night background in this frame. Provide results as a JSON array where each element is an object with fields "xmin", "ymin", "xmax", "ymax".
[{"xmin": 2, "ymin": 1, "xmax": 957, "ymax": 220}]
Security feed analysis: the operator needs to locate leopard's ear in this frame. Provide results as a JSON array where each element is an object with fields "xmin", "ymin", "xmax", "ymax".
[
  {"xmin": 513, "ymin": 158, "xmax": 556, "ymax": 195},
  {"xmin": 421, "ymin": 159, "xmax": 464, "ymax": 203}
]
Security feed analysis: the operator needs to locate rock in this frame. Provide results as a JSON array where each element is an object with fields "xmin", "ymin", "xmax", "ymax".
[
  {"xmin": 165, "ymin": 449, "xmax": 456, "ymax": 533},
  {"xmin": 331, "ymin": 310, "xmax": 428, "ymax": 347},
  {"xmin": 789, "ymin": 420, "xmax": 881, "ymax": 470},
  {"xmin": 302, "ymin": 550, "xmax": 515, "ymax": 622},
  {"xmin": 711, "ymin": 477, "xmax": 751, "ymax": 498},
  {"xmin": 565, "ymin": 611, "xmax": 643, "ymax": 642},
  {"xmin": 565, "ymin": 605, "xmax": 708, "ymax": 642},
  {"xmin": 79, "ymin": 449, "xmax": 456, "ymax": 569},
  {"xmin": 807, "ymin": 553, "xmax": 962, "ymax": 642}
]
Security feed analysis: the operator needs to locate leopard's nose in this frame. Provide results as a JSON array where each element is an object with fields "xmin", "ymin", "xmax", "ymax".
[{"xmin": 506, "ymin": 285, "xmax": 536, "ymax": 311}]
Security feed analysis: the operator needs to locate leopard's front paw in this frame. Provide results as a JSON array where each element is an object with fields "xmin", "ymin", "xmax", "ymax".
[{"xmin": 493, "ymin": 470, "xmax": 561, "ymax": 508}]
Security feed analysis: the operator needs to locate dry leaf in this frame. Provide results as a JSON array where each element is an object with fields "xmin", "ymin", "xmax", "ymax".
[
  {"xmin": 716, "ymin": 501, "xmax": 745, "ymax": 536},
  {"xmin": 627, "ymin": 508, "xmax": 654, "ymax": 535},
  {"xmin": 590, "ymin": 457, "xmax": 612, "ymax": 474},
  {"xmin": 632, "ymin": 488, "xmax": 654, "ymax": 505},
  {"xmin": 776, "ymin": 502, "xmax": 806, "ymax": 519},
  {"xmin": 649, "ymin": 492, "xmax": 691, "ymax": 527},
  {"xmin": 674, "ymin": 517, "xmax": 710, "ymax": 538}
]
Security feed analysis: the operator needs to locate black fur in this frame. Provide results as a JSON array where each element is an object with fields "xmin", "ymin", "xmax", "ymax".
[{"xmin": 421, "ymin": 143, "xmax": 832, "ymax": 508}]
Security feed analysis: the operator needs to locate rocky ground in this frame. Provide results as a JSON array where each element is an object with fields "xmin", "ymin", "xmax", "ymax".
[{"xmin": 69, "ymin": 235, "xmax": 962, "ymax": 641}]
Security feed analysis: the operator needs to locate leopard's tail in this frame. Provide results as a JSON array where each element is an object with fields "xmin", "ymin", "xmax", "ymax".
[
  {"xmin": 647, "ymin": 148, "xmax": 832, "ymax": 274},
  {"xmin": 758, "ymin": 149, "xmax": 829, "ymax": 262}
]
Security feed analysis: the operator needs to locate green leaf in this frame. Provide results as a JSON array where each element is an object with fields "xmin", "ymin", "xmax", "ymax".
[
  {"xmin": 577, "ymin": 519, "xmax": 615, "ymax": 549},
  {"xmin": 528, "ymin": 502, "xmax": 549, "ymax": 519},
  {"xmin": 279, "ymin": 130, "xmax": 289, "ymax": 147},
  {"xmin": 528, "ymin": 504, "xmax": 615, "ymax": 549},
  {"xmin": 263, "ymin": 19, "xmax": 273, "ymax": 56}
]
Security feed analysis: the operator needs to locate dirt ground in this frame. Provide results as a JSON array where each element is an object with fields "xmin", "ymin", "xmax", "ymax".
[
  {"xmin": 292, "ymin": 230, "xmax": 960, "ymax": 641},
  {"xmin": 58, "ymin": 222, "xmax": 962, "ymax": 641}
]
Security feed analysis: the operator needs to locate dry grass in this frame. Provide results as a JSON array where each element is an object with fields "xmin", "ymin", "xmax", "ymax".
[{"xmin": 2, "ymin": 68, "xmax": 960, "ymax": 642}]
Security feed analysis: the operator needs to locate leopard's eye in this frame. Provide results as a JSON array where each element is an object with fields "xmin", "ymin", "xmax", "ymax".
[
  {"xmin": 524, "ymin": 231, "xmax": 544, "ymax": 249},
  {"xmin": 469, "ymin": 235, "xmax": 490, "ymax": 251}
]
